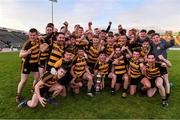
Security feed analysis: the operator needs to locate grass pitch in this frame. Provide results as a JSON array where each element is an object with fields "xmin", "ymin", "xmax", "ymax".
[{"xmin": 0, "ymin": 51, "xmax": 180, "ymax": 119}]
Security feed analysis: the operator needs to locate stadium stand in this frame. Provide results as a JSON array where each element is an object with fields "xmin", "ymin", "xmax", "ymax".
[{"xmin": 0, "ymin": 27, "xmax": 27, "ymax": 48}]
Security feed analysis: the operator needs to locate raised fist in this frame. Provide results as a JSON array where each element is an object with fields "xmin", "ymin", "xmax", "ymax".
[
  {"xmin": 109, "ymin": 21, "xmax": 112, "ymax": 25},
  {"xmin": 63, "ymin": 21, "xmax": 68, "ymax": 26},
  {"xmin": 88, "ymin": 22, "xmax": 92, "ymax": 26}
]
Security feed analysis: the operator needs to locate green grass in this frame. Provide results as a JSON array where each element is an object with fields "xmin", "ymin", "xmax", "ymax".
[{"xmin": 0, "ymin": 51, "xmax": 180, "ymax": 119}]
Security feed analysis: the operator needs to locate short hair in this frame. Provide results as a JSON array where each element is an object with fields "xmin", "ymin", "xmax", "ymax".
[
  {"xmin": 107, "ymin": 34, "xmax": 114, "ymax": 38},
  {"xmin": 114, "ymin": 33, "xmax": 120, "ymax": 37},
  {"xmin": 78, "ymin": 27, "xmax": 83, "ymax": 30},
  {"xmin": 46, "ymin": 23, "xmax": 54, "ymax": 27},
  {"xmin": 93, "ymin": 35, "xmax": 99, "ymax": 39},
  {"xmin": 142, "ymin": 39, "xmax": 150, "ymax": 43},
  {"xmin": 99, "ymin": 50, "xmax": 107, "ymax": 55},
  {"xmin": 140, "ymin": 29, "xmax": 147, "ymax": 33},
  {"xmin": 56, "ymin": 32, "xmax": 65, "ymax": 36},
  {"xmin": 77, "ymin": 45, "xmax": 85, "ymax": 50},
  {"xmin": 94, "ymin": 28, "xmax": 99, "ymax": 31},
  {"xmin": 60, "ymin": 65, "xmax": 68, "ymax": 72},
  {"xmin": 63, "ymin": 49, "xmax": 73, "ymax": 56},
  {"xmin": 133, "ymin": 49, "xmax": 140, "ymax": 53},
  {"xmin": 147, "ymin": 29, "xmax": 156, "ymax": 35},
  {"xmin": 101, "ymin": 30, "xmax": 106, "ymax": 33},
  {"xmin": 147, "ymin": 53, "xmax": 155, "ymax": 57},
  {"xmin": 29, "ymin": 28, "xmax": 38, "ymax": 34},
  {"xmin": 60, "ymin": 26, "xmax": 65, "ymax": 30},
  {"xmin": 151, "ymin": 33, "xmax": 160, "ymax": 38}
]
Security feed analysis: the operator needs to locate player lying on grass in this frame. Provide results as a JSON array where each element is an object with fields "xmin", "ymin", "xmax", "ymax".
[{"xmin": 18, "ymin": 66, "xmax": 67, "ymax": 108}]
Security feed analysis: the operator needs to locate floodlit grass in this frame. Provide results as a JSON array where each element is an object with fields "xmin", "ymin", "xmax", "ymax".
[{"xmin": 0, "ymin": 51, "xmax": 180, "ymax": 119}]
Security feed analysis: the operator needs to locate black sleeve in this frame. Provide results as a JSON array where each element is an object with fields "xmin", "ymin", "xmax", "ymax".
[
  {"xmin": 94, "ymin": 62, "xmax": 99, "ymax": 70},
  {"xmin": 22, "ymin": 40, "xmax": 31, "ymax": 50},
  {"xmin": 106, "ymin": 24, "xmax": 111, "ymax": 33}
]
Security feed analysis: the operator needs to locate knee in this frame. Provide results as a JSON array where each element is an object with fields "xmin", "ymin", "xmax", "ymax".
[
  {"xmin": 156, "ymin": 82, "xmax": 163, "ymax": 88},
  {"xmin": 20, "ymin": 79, "xmax": 27, "ymax": 84},
  {"xmin": 28, "ymin": 102, "xmax": 38, "ymax": 108},
  {"xmin": 147, "ymin": 93, "xmax": 153, "ymax": 97},
  {"xmin": 145, "ymin": 83, "xmax": 151, "ymax": 89}
]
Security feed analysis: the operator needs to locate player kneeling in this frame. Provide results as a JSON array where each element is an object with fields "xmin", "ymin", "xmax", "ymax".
[
  {"xmin": 18, "ymin": 66, "xmax": 67, "ymax": 108},
  {"xmin": 144, "ymin": 54, "xmax": 169, "ymax": 107}
]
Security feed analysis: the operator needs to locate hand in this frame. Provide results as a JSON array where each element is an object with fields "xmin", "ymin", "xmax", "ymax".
[
  {"xmin": 88, "ymin": 22, "xmax": 92, "ymax": 26},
  {"xmin": 38, "ymin": 97, "xmax": 46, "ymax": 107},
  {"xmin": 109, "ymin": 21, "xmax": 112, "ymax": 25},
  {"xmin": 27, "ymin": 49, "xmax": 31, "ymax": 54},
  {"xmin": 121, "ymin": 46, "xmax": 126, "ymax": 51},
  {"xmin": 158, "ymin": 55, "xmax": 164, "ymax": 60},
  {"xmin": 50, "ymin": 67, "xmax": 57, "ymax": 75},
  {"xmin": 64, "ymin": 21, "xmax": 68, "ymax": 26}
]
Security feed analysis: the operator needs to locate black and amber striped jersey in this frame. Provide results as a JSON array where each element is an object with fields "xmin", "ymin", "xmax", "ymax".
[
  {"xmin": 94, "ymin": 61, "xmax": 111, "ymax": 75},
  {"xmin": 113, "ymin": 55, "xmax": 127, "ymax": 75},
  {"xmin": 39, "ymin": 33, "xmax": 55, "ymax": 61},
  {"xmin": 129, "ymin": 59, "xmax": 142, "ymax": 78},
  {"xmin": 41, "ymin": 71, "xmax": 57, "ymax": 88},
  {"xmin": 104, "ymin": 44, "xmax": 114, "ymax": 56},
  {"xmin": 87, "ymin": 44, "xmax": 100, "ymax": 64},
  {"xmin": 47, "ymin": 43, "xmax": 63, "ymax": 67},
  {"xmin": 21, "ymin": 39, "xmax": 40, "ymax": 63},
  {"xmin": 54, "ymin": 58, "xmax": 72, "ymax": 71},
  {"xmin": 145, "ymin": 62, "xmax": 162, "ymax": 79},
  {"xmin": 72, "ymin": 56, "xmax": 87, "ymax": 77}
]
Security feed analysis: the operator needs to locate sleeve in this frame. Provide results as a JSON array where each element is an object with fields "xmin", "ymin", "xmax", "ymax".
[
  {"xmin": 164, "ymin": 39, "xmax": 175, "ymax": 49},
  {"xmin": 21, "ymin": 40, "xmax": 31, "ymax": 50},
  {"xmin": 54, "ymin": 58, "xmax": 63, "ymax": 69},
  {"xmin": 94, "ymin": 62, "xmax": 99, "ymax": 70},
  {"xmin": 106, "ymin": 24, "xmax": 111, "ymax": 33},
  {"xmin": 41, "ymin": 71, "xmax": 53, "ymax": 83}
]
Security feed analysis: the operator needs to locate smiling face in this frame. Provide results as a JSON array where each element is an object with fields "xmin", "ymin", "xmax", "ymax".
[
  {"xmin": 56, "ymin": 33, "xmax": 65, "ymax": 45},
  {"xmin": 132, "ymin": 51, "xmax": 140, "ymax": 60},
  {"xmin": 118, "ymin": 35, "xmax": 126, "ymax": 46},
  {"xmin": 152, "ymin": 34, "xmax": 160, "ymax": 45},
  {"xmin": 142, "ymin": 41, "xmax": 150, "ymax": 49},
  {"xmin": 46, "ymin": 26, "xmax": 53, "ymax": 35},
  {"xmin": 29, "ymin": 32, "xmax": 38, "ymax": 41},
  {"xmin": 107, "ymin": 36, "xmax": 114, "ymax": 46},
  {"xmin": 77, "ymin": 49, "xmax": 85, "ymax": 57},
  {"xmin": 98, "ymin": 53, "xmax": 106, "ymax": 62},
  {"xmin": 147, "ymin": 54, "xmax": 155, "ymax": 64},
  {"xmin": 57, "ymin": 67, "xmax": 66, "ymax": 79},
  {"xmin": 63, "ymin": 51, "xmax": 73, "ymax": 61}
]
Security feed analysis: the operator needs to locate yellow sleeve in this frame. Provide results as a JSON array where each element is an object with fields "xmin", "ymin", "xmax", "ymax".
[{"xmin": 54, "ymin": 58, "xmax": 62, "ymax": 69}]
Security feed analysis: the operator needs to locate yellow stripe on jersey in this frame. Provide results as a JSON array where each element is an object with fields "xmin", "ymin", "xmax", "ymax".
[
  {"xmin": 129, "ymin": 59, "xmax": 142, "ymax": 78},
  {"xmin": 146, "ymin": 63, "xmax": 161, "ymax": 78},
  {"xmin": 74, "ymin": 57, "xmax": 86, "ymax": 76},
  {"xmin": 47, "ymin": 43, "xmax": 63, "ymax": 67}
]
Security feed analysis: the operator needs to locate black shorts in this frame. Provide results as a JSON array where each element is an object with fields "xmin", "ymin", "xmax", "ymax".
[
  {"xmin": 46, "ymin": 64, "xmax": 52, "ymax": 72},
  {"xmin": 21, "ymin": 62, "xmax": 39, "ymax": 74},
  {"xmin": 39, "ymin": 59, "xmax": 47, "ymax": 68},
  {"xmin": 40, "ymin": 86, "xmax": 50, "ymax": 98},
  {"xmin": 149, "ymin": 76, "xmax": 164, "ymax": 88},
  {"xmin": 116, "ymin": 74, "xmax": 124, "ymax": 84},
  {"xmin": 58, "ymin": 72, "xmax": 72, "ymax": 86},
  {"xmin": 130, "ymin": 75, "xmax": 144, "ymax": 85},
  {"xmin": 160, "ymin": 67, "xmax": 168, "ymax": 75},
  {"xmin": 87, "ymin": 62, "xmax": 95, "ymax": 73}
]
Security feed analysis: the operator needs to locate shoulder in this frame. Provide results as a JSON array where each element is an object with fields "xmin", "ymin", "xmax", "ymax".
[{"xmin": 22, "ymin": 40, "xmax": 31, "ymax": 50}]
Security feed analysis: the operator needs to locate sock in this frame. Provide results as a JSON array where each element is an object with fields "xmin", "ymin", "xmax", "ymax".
[
  {"xmin": 162, "ymin": 96, "xmax": 167, "ymax": 101},
  {"xmin": 111, "ymin": 88, "xmax": 115, "ymax": 91},
  {"xmin": 166, "ymin": 93, "xmax": 170, "ymax": 100},
  {"xmin": 87, "ymin": 89, "xmax": 91, "ymax": 93},
  {"xmin": 122, "ymin": 88, "xmax": 127, "ymax": 93}
]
